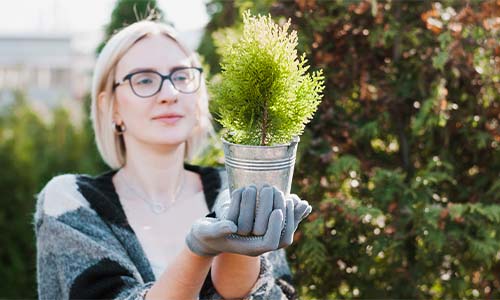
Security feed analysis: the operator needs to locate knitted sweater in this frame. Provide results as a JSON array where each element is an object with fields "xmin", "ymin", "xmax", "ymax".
[{"xmin": 34, "ymin": 163, "xmax": 298, "ymax": 300}]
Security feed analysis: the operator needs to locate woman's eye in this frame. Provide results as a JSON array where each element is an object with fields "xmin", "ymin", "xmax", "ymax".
[
  {"xmin": 135, "ymin": 77, "xmax": 153, "ymax": 85},
  {"xmin": 173, "ymin": 75, "xmax": 188, "ymax": 81},
  {"xmin": 173, "ymin": 72, "xmax": 193, "ymax": 82}
]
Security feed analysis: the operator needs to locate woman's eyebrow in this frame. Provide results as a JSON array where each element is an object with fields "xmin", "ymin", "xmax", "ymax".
[
  {"xmin": 170, "ymin": 65, "xmax": 193, "ymax": 71},
  {"xmin": 126, "ymin": 65, "xmax": 192, "ymax": 74},
  {"xmin": 126, "ymin": 67, "xmax": 156, "ymax": 74}
]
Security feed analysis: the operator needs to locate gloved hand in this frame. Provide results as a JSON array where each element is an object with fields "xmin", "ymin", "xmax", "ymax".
[
  {"xmin": 220, "ymin": 185, "xmax": 312, "ymax": 248},
  {"xmin": 225, "ymin": 185, "xmax": 286, "ymax": 236},
  {"xmin": 185, "ymin": 190, "xmax": 284, "ymax": 257}
]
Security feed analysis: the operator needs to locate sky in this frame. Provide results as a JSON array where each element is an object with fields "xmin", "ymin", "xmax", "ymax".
[{"xmin": 0, "ymin": 0, "xmax": 210, "ymax": 51}]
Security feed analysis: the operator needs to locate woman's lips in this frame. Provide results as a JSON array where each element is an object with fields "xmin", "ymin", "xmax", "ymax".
[{"xmin": 154, "ymin": 116, "xmax": 183, "ymax": 124}]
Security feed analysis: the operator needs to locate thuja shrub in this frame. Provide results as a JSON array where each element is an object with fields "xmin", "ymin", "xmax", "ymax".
[{"xmin": 211, "ymin": 11, "xmax": 324, "ymax": 146}]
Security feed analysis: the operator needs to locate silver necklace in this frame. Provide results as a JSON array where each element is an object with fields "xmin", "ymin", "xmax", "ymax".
[{"xmin": 117, "ymin": 170, "xmax": 186, "ymax": 214}]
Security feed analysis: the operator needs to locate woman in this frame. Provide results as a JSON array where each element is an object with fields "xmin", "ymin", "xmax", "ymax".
[{"xmin": 34, "ymin": 20, "xmax": 311, "ymax": 300}]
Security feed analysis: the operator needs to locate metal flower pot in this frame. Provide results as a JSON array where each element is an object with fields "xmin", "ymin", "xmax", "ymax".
[{"xmin": 222, "ymin": 136, "xmax": 300, "ymax": 197}]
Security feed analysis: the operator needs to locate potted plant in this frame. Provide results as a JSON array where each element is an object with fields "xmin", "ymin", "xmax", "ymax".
[{"xmin": 211, "ymin": 11, "xmax": 325, "ymax": 196}]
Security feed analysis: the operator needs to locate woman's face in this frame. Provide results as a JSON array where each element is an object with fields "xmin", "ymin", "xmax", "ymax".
[{"xmin": 113, "ymin": 34, "xmax": 199, "ymax": 149}]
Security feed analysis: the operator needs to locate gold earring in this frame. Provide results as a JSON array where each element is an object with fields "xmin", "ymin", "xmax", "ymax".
[{"xmin": 112, "ymin": 121, "xmax": 126, "ymax": 135}]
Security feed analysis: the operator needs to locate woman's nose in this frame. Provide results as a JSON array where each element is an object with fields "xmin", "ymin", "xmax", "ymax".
[{"xmin": 156, "ymin": 79, "xmax": 179, "ymax": 103}]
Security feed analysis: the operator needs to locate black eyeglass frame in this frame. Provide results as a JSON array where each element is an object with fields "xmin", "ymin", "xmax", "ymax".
[{"xmin": 112, "ymin": 66, "xmax": 203, "ymax": 97}]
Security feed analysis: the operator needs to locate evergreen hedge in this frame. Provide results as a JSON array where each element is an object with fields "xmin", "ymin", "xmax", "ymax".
[{"xmin": 201, "ymin": 1, "xmax": 500, "ymax": 298}]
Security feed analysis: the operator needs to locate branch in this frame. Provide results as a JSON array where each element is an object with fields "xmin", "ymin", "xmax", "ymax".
[{"xmin": 261, "ymin": 101, "xmax": 268, "ymax": 145}]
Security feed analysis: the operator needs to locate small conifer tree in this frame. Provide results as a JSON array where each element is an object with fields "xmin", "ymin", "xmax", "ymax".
[{"xmin": 211, "ymin": 11, "xmax": 325, "ymax": 146}]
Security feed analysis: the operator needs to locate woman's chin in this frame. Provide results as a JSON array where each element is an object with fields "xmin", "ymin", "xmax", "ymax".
[
  {"xmin": 150, "ymin": 135, "xmax": 188, "ymax": 147},
  {"xmin": 131, "ymin": 127, "xmax": 193, "ymax": 147}
]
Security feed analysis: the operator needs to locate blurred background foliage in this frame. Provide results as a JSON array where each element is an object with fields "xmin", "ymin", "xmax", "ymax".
[{"xmin": 0, "ymin": 0, "xmax": 499, "ymax": 299}]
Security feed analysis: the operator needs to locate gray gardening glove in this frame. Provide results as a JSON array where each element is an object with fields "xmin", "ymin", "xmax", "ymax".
[
  {"xmin": 185, "ymin": 204, "xmax": 284, "ymax": 257},
  {"xmin": 221, "ymin": 184, "xmax": 312, "ymax": 248}
]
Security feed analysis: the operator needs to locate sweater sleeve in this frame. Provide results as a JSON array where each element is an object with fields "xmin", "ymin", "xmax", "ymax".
[
  {"xmin": 34, "ymin": 175, "xmax": 153, "ymax": 300},
  {"xmin": 199, "ymin": 250, "xmax": 297, "ymax": 300},
  {"xmin": 242, "ymin": 250, "xmax": 298, "ymax": 300}
]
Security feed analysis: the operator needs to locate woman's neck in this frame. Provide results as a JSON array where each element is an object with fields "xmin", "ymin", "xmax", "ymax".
[{"xmin": 120, "ymin": 138, "xmax": 187, "ymax": 201}]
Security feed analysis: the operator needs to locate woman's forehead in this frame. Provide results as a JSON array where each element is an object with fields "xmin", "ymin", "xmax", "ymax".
[{"xmin": 116, "ymin": 34, "xmax": 191, "ymax": 75}]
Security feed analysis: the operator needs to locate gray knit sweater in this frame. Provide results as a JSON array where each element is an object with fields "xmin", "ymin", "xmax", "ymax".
[{"xmin": 34, "ymin": 163, "xmax": 297, "ymax": 300}]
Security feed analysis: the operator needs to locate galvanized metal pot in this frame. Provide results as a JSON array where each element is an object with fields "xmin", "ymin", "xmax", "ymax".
[{"xmin": 222, "ymin": 136, "xmax": 300, "ymax": 197}]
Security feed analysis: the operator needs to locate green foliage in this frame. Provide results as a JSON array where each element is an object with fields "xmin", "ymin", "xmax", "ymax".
[
  {"xmin": 96, "ymin": 0, "xmax": 165, "ymax": 55},
  {"xmin": 210, "ymin": 11, "xmax": 325, "ymax": 145},
  {"xmin": 200, "ymin": 0, "xmax": 500, "ymax": 299},
  {"xmin": 189, "ymin": 135, "xmax": 225, "ymax": 167},
  {"xmin": 0, "ymin": 93, "xmax": 107, "ymax": 298},
  {"xmin": 198, "ymin": 0, "xmax": 275, "ymax": 74}
]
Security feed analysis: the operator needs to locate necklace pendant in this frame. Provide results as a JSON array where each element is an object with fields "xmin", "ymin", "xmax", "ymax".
[
  {"xmin": 117, "ymin": 170, "xmax": 185, "ymax": 215},
  {"xmin": 151, "ymin": 202, "xmax": 166, "ymax": 214}
]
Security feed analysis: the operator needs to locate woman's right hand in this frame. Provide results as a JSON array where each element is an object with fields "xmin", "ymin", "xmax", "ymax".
[
  {"xmin": 222, "ymin": 185, "xmax": 312, "ymax": 249},
  {"xmin": 185, "ymin": 185, "xmax": 311, "ymax": 257},
  {"xmin": 185, "ymin": 189, "xmax": 284, "ymax": 257}
]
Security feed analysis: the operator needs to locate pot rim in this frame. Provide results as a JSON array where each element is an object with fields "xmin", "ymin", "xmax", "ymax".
[{"xmin": 221, "ymin": 135, "xmax": 300, "ymax": 148}]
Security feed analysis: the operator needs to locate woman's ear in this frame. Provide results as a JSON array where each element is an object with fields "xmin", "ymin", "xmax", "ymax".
[
  {"xmin": 98, "ymin": 91, "xmax": 122, "ymax": 123},
  {"xmin": 97, "ymin": 91, "xmax": 107, "ymax": 114}
]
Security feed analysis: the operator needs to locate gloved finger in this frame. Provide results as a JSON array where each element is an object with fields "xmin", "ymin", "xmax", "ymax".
[
  {"xmin": 212, "ymin": 220, "xmax": 238, "ymax": 238},
  {"xmin": 238, "ymin": 185, "xmax": 257, "ymax": 235},
  {"xmin": 195, "ymin": 219, "xmax": 237, "ymax": 239},
  {"xmin": 227, "ymin": 188, "xmax": 243, "ymax": 223},
  {"xmin": 263, "ymin": 209, "xmax": 283, "ymax": 250},
  {"xmin": 290, "ymin": 193, "xmax": 301, "ymax": 206},
  {"xmin": 294, "ymin": 205, "xmax": 313, "ymax": 231},
  {"xmin": 214, "ymin": 189, "xmax": 231, "ymax": 219},
  {"xmin": 253, "ymin": 185, "xmax": 274, "ymax": 235},
  {"xmin": 294, "ymin": 200, "xmax": 309, "ymax": 223},
  {"xmin": 272, "ymin": 187, "xmax": 286, "ymax": 229},
  {"xmin": 302, "ymin": 205, "xmax": 313, "ymax": 220},
  {"xmin": 279, "ymin": 199, "xmax": 295, "ymax": 248}
]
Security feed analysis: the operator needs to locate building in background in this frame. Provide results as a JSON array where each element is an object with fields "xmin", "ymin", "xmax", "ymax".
[{"xmin": 0, "ymin": 33, "xmax": 93, "ymax": 107}]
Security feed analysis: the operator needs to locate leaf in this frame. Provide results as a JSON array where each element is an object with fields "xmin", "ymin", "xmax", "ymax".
[
  {"xmin": 432, "ymin": 51, "xmax": 449, "ymax": 71},
  {"xmin": 327, "ymin": 155, "xmax": 361, "ymax": 180}
]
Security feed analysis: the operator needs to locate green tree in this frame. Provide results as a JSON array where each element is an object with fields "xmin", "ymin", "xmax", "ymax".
[
  {"xmin": 96, "ymin": 0, "xmax": 165, "ymax": 55},
  {"xmin": 0, "ymin": 93, "xmax": 45, "ymax": 298},
  {"xmin": 0, "ymin": 93, "xmax": 107, "ymax": 298},
  {"xmin": 198, "ymin": 0, "xmax": 237, "ymax": 75},
  {"xmin": 199, "ymin": 1, "xmax": 500, "ymax": 298}
]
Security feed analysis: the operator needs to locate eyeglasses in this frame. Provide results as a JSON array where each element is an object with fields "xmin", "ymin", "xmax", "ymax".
[{"xmin": 113, "ymin": 67, "xmax": 203, "ymax": 97}]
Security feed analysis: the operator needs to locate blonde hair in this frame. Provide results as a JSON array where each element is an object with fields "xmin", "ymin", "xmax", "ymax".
[{"xmin": 91, "ymin": 20, "xmax": 215, "ymax": 169}]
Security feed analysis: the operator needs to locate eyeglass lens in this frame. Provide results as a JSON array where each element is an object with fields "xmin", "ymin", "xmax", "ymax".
[{"xmin": 130, "ymin": 68, "xmax": 201, "ymax": 97}]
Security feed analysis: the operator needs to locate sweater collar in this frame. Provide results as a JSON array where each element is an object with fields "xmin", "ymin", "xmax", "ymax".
[{"xmin": 78, "ymin": 162, "xmax": 221, "ymax": 228}]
